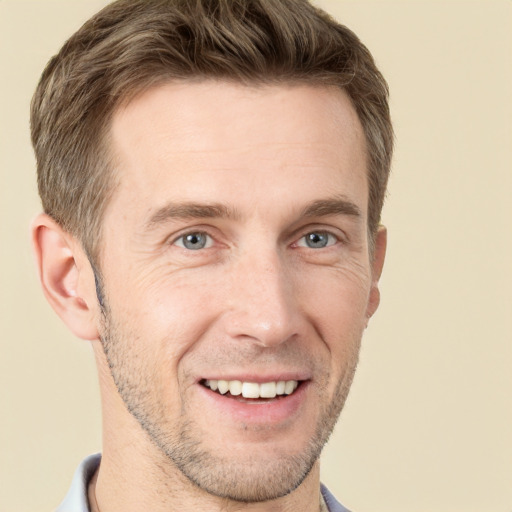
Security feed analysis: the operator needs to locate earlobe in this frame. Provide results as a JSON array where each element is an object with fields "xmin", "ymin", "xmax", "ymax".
[
  {"xmin": 366, "ymin": 225, "xmax": 387, "ymax": 322},
  {"xmin": 32, "ymin": 214, "xmax": 100, "ymax": 340}
]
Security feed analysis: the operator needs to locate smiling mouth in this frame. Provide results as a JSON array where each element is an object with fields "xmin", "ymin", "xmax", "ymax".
[{"xmin": 201, "ymin": 379, "xmax": 300, "ymax": 399}]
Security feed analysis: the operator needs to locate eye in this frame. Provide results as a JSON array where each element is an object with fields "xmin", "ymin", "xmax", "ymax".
[
  {"xmin": 297, "ymin": 231, "xmax": 337, "ymax": 249},
  {"xmin": 173, "ymin": 232, "xmax": 213, "ymax": 250}
]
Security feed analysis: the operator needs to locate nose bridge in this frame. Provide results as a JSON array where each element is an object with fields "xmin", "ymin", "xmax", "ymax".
[{"xmin": 225, "ymin": 244, "xmax": 299, "ymax": 346}]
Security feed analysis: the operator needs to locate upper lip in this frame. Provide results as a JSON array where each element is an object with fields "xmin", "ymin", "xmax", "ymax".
[{"xmin": 197, "ymin": 372, "xmax": 311, "ymax": 384}]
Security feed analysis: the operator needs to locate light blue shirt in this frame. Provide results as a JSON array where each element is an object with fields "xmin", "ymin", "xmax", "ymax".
[{"xmin": 56, "ymin": 453, "xmax": 351, "ymax": 512}]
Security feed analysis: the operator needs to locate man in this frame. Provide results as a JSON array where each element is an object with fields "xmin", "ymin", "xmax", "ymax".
[{"xmin": 30, "ymin": 0, "xmax": 392, "ymax": 510}]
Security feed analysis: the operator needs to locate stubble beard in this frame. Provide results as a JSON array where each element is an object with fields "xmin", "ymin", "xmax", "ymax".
[{"xmin": 99, "ymin": 305, "xmax": 360, "ymax": 503}]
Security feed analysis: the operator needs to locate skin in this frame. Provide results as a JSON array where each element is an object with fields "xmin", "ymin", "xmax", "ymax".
[{"xmin": 33, "ymin": 81, "xmax": 386, "ymax": 512}]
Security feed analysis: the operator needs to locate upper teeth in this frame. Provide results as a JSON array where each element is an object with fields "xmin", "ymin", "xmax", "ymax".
[{"xmin": 204, "ymin": 379, "xmax": 299, "ymax": 398}]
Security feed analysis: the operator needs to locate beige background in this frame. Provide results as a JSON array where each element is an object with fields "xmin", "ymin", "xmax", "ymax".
[{"xmin": 1, "ymin": 1, "xmax": 511, "ymax": 511}]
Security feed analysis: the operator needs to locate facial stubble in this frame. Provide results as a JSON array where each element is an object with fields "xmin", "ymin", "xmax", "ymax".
[{"xmin": 98, "ymin": 294, "xmax": 360, "ymax": 503}]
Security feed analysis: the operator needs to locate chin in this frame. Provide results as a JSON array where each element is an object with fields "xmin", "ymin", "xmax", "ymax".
[{"xmin": 166, "ymin": 440, "xmax": 320, "ymax": 503}]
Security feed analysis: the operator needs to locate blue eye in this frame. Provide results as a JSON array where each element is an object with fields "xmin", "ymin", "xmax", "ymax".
[
  {"xmin": 298, "ymin": 232, "xmax": 336, "ymax": 249},
  {"xmin": 174, "ymin": 232, "xmax": 213, "ymax": 250}
]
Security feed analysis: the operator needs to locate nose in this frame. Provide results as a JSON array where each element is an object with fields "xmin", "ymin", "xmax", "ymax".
[{"xmin": 222, "ymin": 249, "xmax": 302, "ymax": 348}]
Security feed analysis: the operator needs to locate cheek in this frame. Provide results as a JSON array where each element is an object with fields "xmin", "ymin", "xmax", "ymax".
[
  {"xmin": 300, "ymin": 264, "xmax": 371, "ymax": 331},
  {"xmin": 102, "ymin": 281, "xmax": 213, "ymax": 415},
  {"xmin": 118, "ymin": 272, "xmax": 222, "ymax": 362},
  {"xmin": 298, "ymin": 265, "xmax": 370, "ymax": 384}
]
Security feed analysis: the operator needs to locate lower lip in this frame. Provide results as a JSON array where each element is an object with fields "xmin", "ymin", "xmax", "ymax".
[{"xmin": 197, "ymin": 382, "xmax": 309, "ymax": 425}]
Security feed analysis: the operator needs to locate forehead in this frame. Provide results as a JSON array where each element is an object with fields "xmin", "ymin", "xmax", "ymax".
[
  {"xmin": 111, "ymin": 80, "xmax": 364, "ymax": 156},
  {"xmin": 107, "ymin": 81, "xmax": 367, "ymax": 220}
]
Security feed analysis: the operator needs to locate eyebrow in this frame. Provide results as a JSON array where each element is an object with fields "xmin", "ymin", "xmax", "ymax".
[
  {"xmin": 146, "ymin": 202, "xmax": 240, "ymax": 229},
  {"xmin": 300, "ymin": 196, "xmax": 362, "ymax": 219},
  {"xmin": 145, "ymin": 195, "xmax": 362, "ymax": 230}
]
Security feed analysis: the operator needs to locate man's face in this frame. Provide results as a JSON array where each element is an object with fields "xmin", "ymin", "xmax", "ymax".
[{"xmin": 97, "ymin": 81, "xmax": 380, "ymax": 501}]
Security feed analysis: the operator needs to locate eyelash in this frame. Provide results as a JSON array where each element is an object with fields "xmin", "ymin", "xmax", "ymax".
[
  {"xmin": 171, "ymin": 228, "xmax": 342, "ymax": 252},
  {"xmin": 294, "ymin": 231, "xmax": 339, "ymax": 249},
  {"xmin": 172, "ymin": 231, "xmax": 214, "ymax": 250}
]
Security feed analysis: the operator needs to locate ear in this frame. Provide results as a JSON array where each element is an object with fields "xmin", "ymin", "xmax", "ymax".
[
  {"xmin": 366, "ymin": 225, "xmax": 387, "ymax": 322},
  {"xmin": 31, "ymin": 213, "xmax": 100, "ymax": 340}
]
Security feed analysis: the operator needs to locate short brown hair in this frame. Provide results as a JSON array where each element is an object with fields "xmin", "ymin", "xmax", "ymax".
[{"xmin": 31, "ymin": 0, "xmax": 393, "ymax": 262}]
